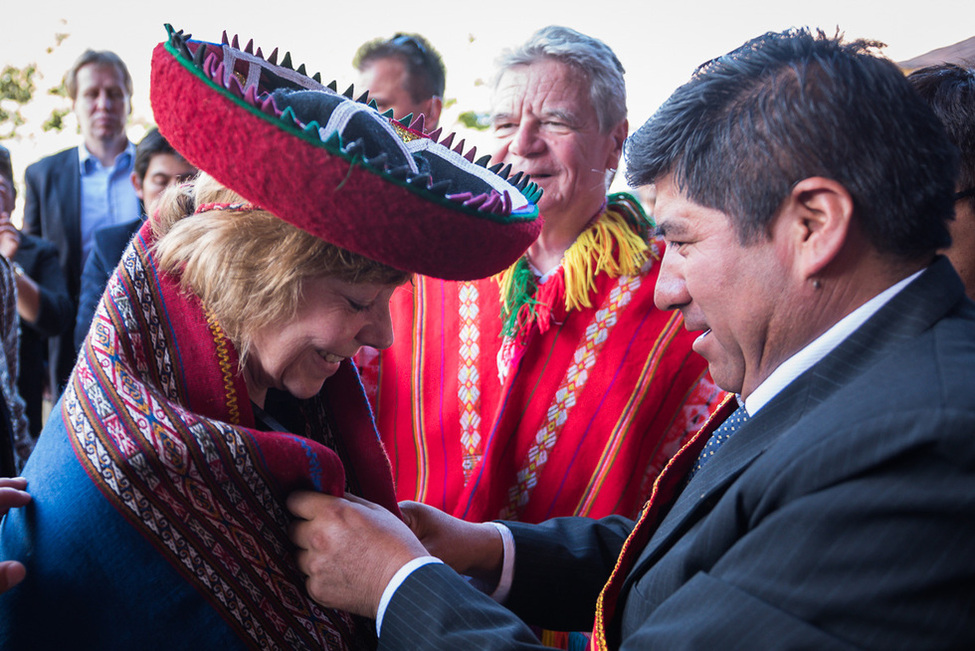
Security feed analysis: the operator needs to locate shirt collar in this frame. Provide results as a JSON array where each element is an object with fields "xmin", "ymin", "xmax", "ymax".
[
  {"xmin": 744, "ymin": 268, "xmax": 924, "ymax": 416},
  {"xmin": 78, "ymin": 140, "xmax": 135, "ymax": 173}
]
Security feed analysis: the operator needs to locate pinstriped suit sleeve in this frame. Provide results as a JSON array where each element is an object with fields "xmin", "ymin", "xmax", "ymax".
[
  {"xmin": 381, "ymin": 563, "xmax": 547, "ymax": 650},
  {"xmin": 380, "ymin": 515, "xmax": 633, "ymax": 649},
  {"xmin": 504, "ymin": 515, "xmax": 632, "ymax": 631}
]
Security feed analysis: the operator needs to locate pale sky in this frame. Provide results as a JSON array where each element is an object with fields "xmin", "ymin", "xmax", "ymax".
[{"xmin": 2, "ymin": 0, "xmax": 973, "ymax": 219}]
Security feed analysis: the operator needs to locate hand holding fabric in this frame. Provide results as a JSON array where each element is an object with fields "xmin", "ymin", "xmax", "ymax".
[
  {"xmin": 399, "ymin": 500, "xmax": 504, "ymax": 588},
  {"xmin": 0, "ymin": 477, "xmax": 30, "ymax": 594},
  {"xmin": 287, "ymin": 491, "xmax": 427, "ymax": 618}
]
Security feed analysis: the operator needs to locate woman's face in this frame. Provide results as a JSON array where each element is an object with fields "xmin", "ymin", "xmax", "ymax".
[{"xmin": 243, "ymin": 275, "xmax": 400, "ymax": 405}]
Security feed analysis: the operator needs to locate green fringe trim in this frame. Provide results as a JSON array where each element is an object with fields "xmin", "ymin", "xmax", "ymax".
[{"xmin": 495, "ymin": 192, "xmax": 654, "ymax": 339}]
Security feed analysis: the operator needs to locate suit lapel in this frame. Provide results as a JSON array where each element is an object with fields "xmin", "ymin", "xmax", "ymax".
[
  {"xmin": 626, "ymin": 379, "xmax": 811, "ymax": 584},
  {"xmin": 589, "ymin": 394, "xmax": 737, "ymax": 650},
  {"xmin": 623, "ymin": 257, "xmax": 963, "ymax": 591},
  {"xmin": 60, "ymin": 148, "xmax": 82, "ymax": 278}
]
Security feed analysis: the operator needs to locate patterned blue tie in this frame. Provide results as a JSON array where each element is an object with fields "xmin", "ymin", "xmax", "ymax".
[{"xmin": 687, "ymin": 403, "xmax": 749, "ymax": 480}]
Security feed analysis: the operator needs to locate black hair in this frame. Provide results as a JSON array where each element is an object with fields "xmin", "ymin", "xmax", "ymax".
[
  {"xmin": 908, "ymin": 62, "xmax": 975, "ymax": 209},
  {"xmin": 134, "ymin": 127, "xmax": 183, "ymax": 182},
  {"xmin": 626, "ymin": 28, "xmax": 957, "ymax": 259}
]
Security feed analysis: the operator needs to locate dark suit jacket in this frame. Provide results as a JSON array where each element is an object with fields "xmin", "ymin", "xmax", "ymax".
[
  {"xmin": 74, "ymin": 217, "xmax": 142, "ymax": 349},
  {"xmin": 12, "ymin": 234, "xmax": 72, "ymax": 437},
  {"xmin": 24, "ymin": 147, "xmax": 82, "ymax": 394},
  {"xmin": 382, "ymin": 257, "xmax": 975, "ymax": 650}
]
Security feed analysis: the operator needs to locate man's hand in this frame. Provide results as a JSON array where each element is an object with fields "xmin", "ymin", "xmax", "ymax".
[
  {"xmin": 400, "ymin": 501, "xmax": 504, "ymax": 587},
  {"xmin": 287, "ymin": 491, "xmax": 427, "ymax": 618},
  {"xmin": 0, "ymin": 477, "xmax": 31, "ymax": 594}
]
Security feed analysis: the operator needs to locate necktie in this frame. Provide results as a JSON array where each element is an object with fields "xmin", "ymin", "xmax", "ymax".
[{"xmin": 687, "ymin": 403, "xmax": 749, "ymax": 480}]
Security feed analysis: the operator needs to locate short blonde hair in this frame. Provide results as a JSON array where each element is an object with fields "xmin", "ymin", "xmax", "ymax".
[{"xmin": 152, "ymin": 172, "xmax": 409, "ymax": 362}]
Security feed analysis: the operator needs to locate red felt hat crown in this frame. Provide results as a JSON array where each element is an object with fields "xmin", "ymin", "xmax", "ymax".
[{"xmin": 150, "ymin": 25, "xmax": 542, "ymax": 280}]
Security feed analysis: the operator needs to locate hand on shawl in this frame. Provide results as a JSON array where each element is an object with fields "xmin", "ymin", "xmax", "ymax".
[
  {"xmin": 399, "ymin": 500, "xmax": 504, "ymax": 590},
  {"xmin": 0, "ymin": 477, "xmax": 30, "ymax": 594},
  {"xmin": 288, "ymin": 491, "xmax": 427, "ymax": 618}
]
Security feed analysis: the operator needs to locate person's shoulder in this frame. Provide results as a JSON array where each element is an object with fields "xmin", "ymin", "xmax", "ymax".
[
  {"xmin": 93, "ymin": 217, "xmax": 143, "ymax": 251},
  {"xmin": 97, "ymin": 217, "xmax": 143, "ymax": 239},
  {"xmin": 26, "ymin": 146, "xmax": 78, "ymax": 175}
]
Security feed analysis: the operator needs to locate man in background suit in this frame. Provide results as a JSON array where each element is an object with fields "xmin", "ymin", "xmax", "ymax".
[
  {"xmin": 23, "ymin": 49, "xmax": 140, "ymax": 396},
  {"xmin": 73, "ymin": 127, "xmax": 196, "ymax": 348},
  {"xmin": 287, "ymin": 28, "xmax": 975, "ymax": 649},
  {"xmin": 354, "ymin": 33, "xmax": 445, "ymax": 129},
  {"xmin": 908, "ymin": 62, "xmax": 975, "ymax": 299}
]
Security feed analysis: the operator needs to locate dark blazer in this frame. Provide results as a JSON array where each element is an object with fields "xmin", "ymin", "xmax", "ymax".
[
  {"xmin": 12, "ymin": 234, "xmax": 72, "ymax": 437},
  {"xmin": 23, "ymin": 147, "xmax": 82, "ymax": 394},
  {"xmin": 381, "ymin": 257, "xmax": 975, "ymax": 650},
  {"xmin": 74, "ymin": 217, "xmax": 142, "ymax": 349}
]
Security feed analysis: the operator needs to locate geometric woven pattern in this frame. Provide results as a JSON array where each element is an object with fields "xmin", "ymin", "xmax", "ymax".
[
  {"xmin": 65, "ymin": 235, "xmax": 365, "ymax": 650},
  {"xmin": 500, "ymin": 274, "xmax": 641, "ymax": 519},
  {"xmin": 456, "ymin": 281, "xmax": 482, "ymax": 480}
]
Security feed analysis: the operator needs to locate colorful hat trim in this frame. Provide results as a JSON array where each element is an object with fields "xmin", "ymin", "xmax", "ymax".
[{"xmin": 150, "ymin": 25, "xmax": 543, "ymax": 280}]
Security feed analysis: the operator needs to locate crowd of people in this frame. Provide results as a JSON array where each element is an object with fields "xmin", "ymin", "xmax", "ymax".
[{"xmin": 0, "ymin": 20, "xmax": 973, "ymax": 650}]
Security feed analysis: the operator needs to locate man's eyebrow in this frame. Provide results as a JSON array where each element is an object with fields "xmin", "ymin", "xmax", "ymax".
[
  {"xmin": 540, "ymin": 108, "xmax": 577, "ymax": 122},
  {"xmin": 654, "ymin": 218, "xmax": 692, "ymax": 240}
]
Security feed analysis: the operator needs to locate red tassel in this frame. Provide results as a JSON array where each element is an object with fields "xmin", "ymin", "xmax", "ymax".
[{"xmin": 533, "ymin": 269, "xmax": 566, "ymax": 335}]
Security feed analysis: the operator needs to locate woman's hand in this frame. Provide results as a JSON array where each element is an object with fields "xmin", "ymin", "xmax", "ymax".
[{"xmin": 0, "ymin": 477, "xmax": 31, "ymax": 594}]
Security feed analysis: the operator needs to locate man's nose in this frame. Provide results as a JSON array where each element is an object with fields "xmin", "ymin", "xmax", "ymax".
[
  {"xmin": 94, "ymin": 90, "xmax": 112, "ymax": 109},
  {"xmin": 508, "ymin": 122, "xmax": 544, "ymax": 158},
  {"xmin": 653, "ymin": 248, "xmax": 690, "ymax": 312}
]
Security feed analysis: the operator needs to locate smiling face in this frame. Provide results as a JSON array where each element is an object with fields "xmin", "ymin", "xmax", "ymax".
[
  {"xmin": 244, "ymin": 275, "xmax": 400, "ymax": 405},
  {"xmin": 72, "ymin": 63, "xmax": 130, "ymax": 147},
  {"xmin": 653, "ymin": 175, "xmax": 794, "ymax": 398},
  {"xmin": 490, "ymin": 58, "xmax": 625, "ymax": 228}
]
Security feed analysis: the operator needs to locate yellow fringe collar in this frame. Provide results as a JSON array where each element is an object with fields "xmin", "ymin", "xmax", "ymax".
[{"xmin": 496, "ymin": 192, "xmax": 656, "ymax": 320}]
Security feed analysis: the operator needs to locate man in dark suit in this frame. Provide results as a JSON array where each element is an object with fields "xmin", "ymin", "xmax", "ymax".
[
  {"xmin": 73, "ymin": 127, "xmax": 196, "ymax": 349},
  {"xmin": 23, "ymin": 49, "xmax": 140, "ymax": 396},
  {"xmin": 286, "ymin": 28, "xmax": 975, "ymax": 649}
]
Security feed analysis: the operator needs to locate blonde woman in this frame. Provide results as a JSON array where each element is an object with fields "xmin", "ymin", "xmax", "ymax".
[{"xmin": 0, "ymin": 26, "xmax": 539, "ymax": 649}]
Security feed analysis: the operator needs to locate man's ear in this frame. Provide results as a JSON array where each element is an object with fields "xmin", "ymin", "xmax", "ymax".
[
  {"xmin": 422, "ymin": 96, "xmax": 443, "ymax": 131},
  {"xmin": 130, "ymin": 170, "xmax": 144, "ymax": 201},
  {"xmin": 604, "ymin": 118, "xmax": 628, "ymax": 172},
  {"xmin": 786, "ymin": 176, "xmax": 854, "ymax": 280}
]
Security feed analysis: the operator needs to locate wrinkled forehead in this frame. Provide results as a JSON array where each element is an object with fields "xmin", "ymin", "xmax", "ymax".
[{"xmin": 493, "ymin": 59, "xmax": 591, "ymax": 107}]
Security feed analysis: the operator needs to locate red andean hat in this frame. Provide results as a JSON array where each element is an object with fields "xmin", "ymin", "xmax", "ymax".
[{"xmin": 150, "ymin": 25, "xmax": 542, "ymax": 281}]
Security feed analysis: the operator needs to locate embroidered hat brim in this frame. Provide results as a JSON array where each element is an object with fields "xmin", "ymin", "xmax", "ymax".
[{"xmin": 150, "ymin": 26, "xmax": 542, "ymax": 281}]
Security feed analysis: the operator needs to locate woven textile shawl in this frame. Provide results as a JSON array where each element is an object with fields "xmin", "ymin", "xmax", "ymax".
[{"xmin": 64, "ymin": 220, "xmax": 397, "ymax": 649}]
